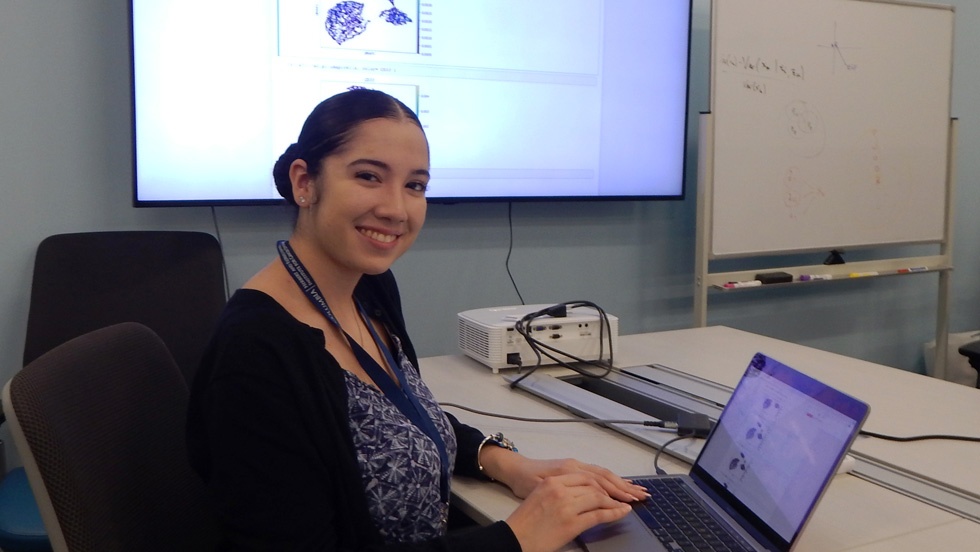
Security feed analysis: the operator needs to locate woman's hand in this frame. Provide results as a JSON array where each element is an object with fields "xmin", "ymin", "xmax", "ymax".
[
  {"xmin": 504, "ymin": 472, "xmax": 633, "ymax": 552},
  {"xmin": 479, "ymin": 447, "xmax": 649, "ymax": 503}
]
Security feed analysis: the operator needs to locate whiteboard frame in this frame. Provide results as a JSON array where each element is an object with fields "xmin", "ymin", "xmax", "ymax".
[
  {"xmin": 694, "ymin": 0, "xmax": 956, "ymax": 379},
  {"xmin": 707, "ymin": 0, "xmax": 953, "ymax": 256}
]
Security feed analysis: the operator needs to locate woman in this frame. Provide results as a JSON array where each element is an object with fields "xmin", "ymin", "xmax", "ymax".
[{"xmin": 187, "ymin": 89, "xmax": 647, "ymax": 552}]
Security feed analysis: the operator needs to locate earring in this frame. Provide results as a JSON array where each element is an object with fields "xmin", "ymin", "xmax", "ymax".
[{"xmin": 298, "ymin": 197, "xmax": 307, "ymax": 204}]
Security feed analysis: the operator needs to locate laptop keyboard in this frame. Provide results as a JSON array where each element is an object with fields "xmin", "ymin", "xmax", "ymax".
[{"xmin": 633, "ymin": 477, "xmax": 754, "ymax": 552}]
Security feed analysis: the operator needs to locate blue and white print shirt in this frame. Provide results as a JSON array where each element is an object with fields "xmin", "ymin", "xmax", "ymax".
[{"xmin": 344, "ymin": 333, "xmax": 457, "ymax": 543}]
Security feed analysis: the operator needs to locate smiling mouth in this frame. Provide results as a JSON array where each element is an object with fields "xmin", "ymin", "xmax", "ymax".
[{"xmin": 358, "ymin": 228, "xmax": 398, "ymax": 244}]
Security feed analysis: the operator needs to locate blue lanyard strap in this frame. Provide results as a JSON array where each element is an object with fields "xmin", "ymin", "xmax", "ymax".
[
  {"xmin": 276, "ymin": 240, "xmax": 451, "ymax": 503},
  {"xmin": 277, "ymin": 240, "xmax": 342, "ymax": 327}
]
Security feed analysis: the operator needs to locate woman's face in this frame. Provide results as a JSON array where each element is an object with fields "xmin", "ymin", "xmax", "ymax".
[{"xmin": 295, "ymin": 117, "xmax": 430, "ymax": 279}]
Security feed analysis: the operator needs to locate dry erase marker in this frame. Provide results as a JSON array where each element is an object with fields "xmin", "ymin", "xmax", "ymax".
[
  {"xmin": 897, "ymin": 267, "xmax": 928, "ymax": 273},
  {"xmin": 848, "ymin": 271, "xmax": 879, "ymax": 278},
  {"xmin": 724, "ymin": 280, "xmax": 762, "ymax": 288},
  {"xmin": 799, "ymin": 274, "xmax": 832, "ymax": 281}
]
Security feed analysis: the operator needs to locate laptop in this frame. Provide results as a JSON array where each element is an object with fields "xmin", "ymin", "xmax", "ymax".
[{"xmin": 579, "ymin": 352, "xmax": 870, "ymax": 552}]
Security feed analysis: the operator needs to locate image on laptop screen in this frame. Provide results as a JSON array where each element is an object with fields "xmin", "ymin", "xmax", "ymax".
[{"xmin": 692, "ymin": 353, "xmax": 869, "ymax": 544}]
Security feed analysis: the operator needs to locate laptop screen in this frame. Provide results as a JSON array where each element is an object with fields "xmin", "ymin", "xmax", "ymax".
[{"xmin": 689, "ymin": 353, "xmax": 869, "ymax": 550}]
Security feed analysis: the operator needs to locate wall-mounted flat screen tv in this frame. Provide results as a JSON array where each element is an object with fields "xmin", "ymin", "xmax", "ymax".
[{"xmin": 131, "ymin": 0, "xmax": 692, "ymax": 206}]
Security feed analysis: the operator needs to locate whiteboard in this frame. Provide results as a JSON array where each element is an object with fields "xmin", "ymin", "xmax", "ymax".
[{"xmin": 708, "ymin": 0, "xmax": 954, "ymax": 257}]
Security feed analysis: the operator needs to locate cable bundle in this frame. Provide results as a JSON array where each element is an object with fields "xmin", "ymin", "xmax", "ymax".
[{"xmin": 509, "ymin": 301, "xmax": 615, "ymax": 388}]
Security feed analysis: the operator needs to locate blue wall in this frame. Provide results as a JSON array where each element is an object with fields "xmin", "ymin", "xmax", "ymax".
[{"xmin": 1, "ymin": 0, "xmax": 977, "ymax": 464}]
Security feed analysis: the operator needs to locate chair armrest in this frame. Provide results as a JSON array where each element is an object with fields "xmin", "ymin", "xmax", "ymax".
[{"xmin": 956, "ymin": 340, "xmax": 980, "ymax": 370}]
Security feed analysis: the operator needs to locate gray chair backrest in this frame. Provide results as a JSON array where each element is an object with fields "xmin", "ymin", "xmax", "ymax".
[{"xmin": 3, "ymin": 323, "xmax": 221, "ymax": 552}]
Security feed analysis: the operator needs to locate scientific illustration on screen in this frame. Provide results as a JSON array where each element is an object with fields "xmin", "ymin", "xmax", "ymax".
[{"xmin": 312, "ymin": 0, "xmax": 419, "ymax": 53}]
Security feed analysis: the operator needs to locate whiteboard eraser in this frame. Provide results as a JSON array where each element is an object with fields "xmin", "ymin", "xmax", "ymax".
[{"xmin": 755, "ymin": 271, "xmax": 793, "ymax": 284}]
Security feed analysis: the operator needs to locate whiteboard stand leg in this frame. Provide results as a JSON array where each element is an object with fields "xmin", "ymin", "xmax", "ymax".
[
  {"xmin": 694, "ymin": 277, "xmax": 707, "ymax": 328},
  {"xmin": 693, "ymin": 112, "xmax": 714, "ymax": 328},
  {"xmin": 935, "ymin": 270, "xmax": 951, "ymax": 381},
  {"xmin": 933, "ymin": 117, "xmax": 957, "ymax": 381}
]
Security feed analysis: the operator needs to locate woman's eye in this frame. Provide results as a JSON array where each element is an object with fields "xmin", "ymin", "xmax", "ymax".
[
  {"xmin": 407, "ymin": 181, "xmax": 428, "ymax": 193},
  {"xmin": 356, "ymin": 172, "xmax": 380, "ymax": 182}
]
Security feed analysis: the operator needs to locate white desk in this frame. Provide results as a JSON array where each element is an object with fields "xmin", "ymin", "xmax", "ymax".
[{"xmin": 421, "ymin": 326, "xmax": 980, "ymax": 552}]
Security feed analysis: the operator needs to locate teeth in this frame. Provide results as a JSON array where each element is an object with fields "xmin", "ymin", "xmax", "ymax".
[{"xmin": 359, "ymin": 228, "xmax": 397, "ymax": 243}]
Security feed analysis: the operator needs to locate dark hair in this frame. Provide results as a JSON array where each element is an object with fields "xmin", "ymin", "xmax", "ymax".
[{"xmin": 272, "ymin": 89, "xmax": 424, "ymax": 205}]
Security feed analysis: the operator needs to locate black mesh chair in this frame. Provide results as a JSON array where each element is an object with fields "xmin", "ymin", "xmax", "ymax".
[
  {"xmin": 0, "ymin": 231, "xmax": 227, "ymax": 550},
  {"xmin": 2, "ymin": 323, "xmax": 221, "ymax": 552}
]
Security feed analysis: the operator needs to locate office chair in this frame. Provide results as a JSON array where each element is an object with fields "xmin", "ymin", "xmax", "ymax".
[
  {"xmin": 957, "ymin": 340, "xmax": 980, "ymax": 388},
  {"xmin": 0, "ymin": 231, "xmax": 226, "ymax": 551},
  {"xmin": 2, "ymin": 323, "xmax": 221, "ymax": 552},
  {"xmin": 22, "ymin": 230, "xmax": 227, "ymax": 384}
]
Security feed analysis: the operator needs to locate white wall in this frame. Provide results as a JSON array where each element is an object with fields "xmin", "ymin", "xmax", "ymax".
[{"xmin": 1, "ymin": 0, "xmax": 977, "ymax": 470}]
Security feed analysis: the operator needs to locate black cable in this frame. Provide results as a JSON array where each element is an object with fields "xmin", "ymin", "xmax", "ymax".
[
  {"xmin": 210, "ymin": 206, "xmax": 231, "ymax": 299},
  {"xmin": 860, "ymin": 430, "xmax": 980, "ymax": 443},
  {"xmin": 517, "ymin": 303, "xmax": 613, "ymax": 371},
  {"xmin": 508, "ymin": 301, "xmax": 614, "ymax": 388},
  {"xmin": 441, "ymin": 402, "xmax": 708, "ymax": 476},
  {"xmin": 505, "ymin": 202, "xmax": 525, "ymax": 305},
  {"xmin": 439, "ymin": 402, "xmax": 676, "ymax": 429},
  {"xmin": 654, "ymin": 435, "xmax": 698, "ymax": 476}
]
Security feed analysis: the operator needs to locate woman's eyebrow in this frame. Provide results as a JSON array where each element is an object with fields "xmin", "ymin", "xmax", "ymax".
[
  {"xmin": 348, "ymin": 158, "xmax": 389, "ymax": 170},
  {"xmin": 350, "ymin": 158, "xmax": 430, "ymax": 177}
]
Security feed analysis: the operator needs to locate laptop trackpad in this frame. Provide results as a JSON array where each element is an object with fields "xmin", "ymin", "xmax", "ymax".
[{"xmin": 577, "ymin": 511, "xmax": 668, "ymax": 552}]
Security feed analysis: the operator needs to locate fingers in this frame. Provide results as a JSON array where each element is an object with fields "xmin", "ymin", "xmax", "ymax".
[
  {"xmin": 579, "ymin": 499, "xmax": 634, "ymax": 528},
  {"xmin": 502, "ymin": 456, "xmax": 650, "ymax": 504},
  {"xmin": 505, "ymin": 474, "xmax": 634, "ymax": 552},
  {"xmin": 548, "ymin": 459, "xmax": 650, "ymax": 502},
  {"xmin": 534, "ymin": 474, "xmax": 635, "ymax": 531},
  {"xmin": 591, "ymin": 469, "xmax": 650, "ymax": 503}
]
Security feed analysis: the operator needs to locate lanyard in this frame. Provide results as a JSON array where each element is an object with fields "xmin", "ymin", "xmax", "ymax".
[{"xmin": 277, "ymin": 240, "xmax": 451, "ymax": 503}]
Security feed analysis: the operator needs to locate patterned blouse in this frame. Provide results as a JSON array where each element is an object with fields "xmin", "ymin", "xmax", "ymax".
[{"xmin": 344, "ymin": 333, "xmax": 458, "ymax": 544}]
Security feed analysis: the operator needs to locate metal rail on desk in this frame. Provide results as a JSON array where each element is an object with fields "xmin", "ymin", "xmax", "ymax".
[
  {"xmin": 508, "ymin": 363, "xmax": 980, "ymax": 523},
  {"xmin": 849, "ymin": 455, "xmax": 980, "ymax": 523}
]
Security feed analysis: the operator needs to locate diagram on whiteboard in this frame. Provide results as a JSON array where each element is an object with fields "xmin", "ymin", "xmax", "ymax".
[
  {"xmin": 818, "ymin": 22, "xmax": 859, "ymax": 74},
  {"xmin": 782, "ymin": 167, "xmax": 825, "ymax": 220},
  {"xmin": 782, "ymin": 99, "xmax": 825, "ymax": 158}
]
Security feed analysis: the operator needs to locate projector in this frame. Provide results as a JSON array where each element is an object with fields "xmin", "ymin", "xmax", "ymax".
[{"xmin": 457, "ymin": 304, "xmax": 618, "ymax": 372}]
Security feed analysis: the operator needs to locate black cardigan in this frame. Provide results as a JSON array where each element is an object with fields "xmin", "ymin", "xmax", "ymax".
[{"xmin": 187, "ymin": 271, "xmax": 521, "ymax": 552}]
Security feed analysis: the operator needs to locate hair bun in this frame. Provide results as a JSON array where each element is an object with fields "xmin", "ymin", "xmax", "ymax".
[{"xmin": 273, "ymin": 143, "xmax": 303, "ymax": 204}]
